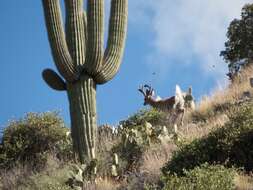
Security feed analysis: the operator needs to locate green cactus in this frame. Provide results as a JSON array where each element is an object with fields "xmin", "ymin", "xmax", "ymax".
[
  {"xmin": 41, "ymin": 0, "xmax": 128, "ymax": 164},
  {"xmin": 111, "ymin": 153, "xmax": 119, "ymax": 177},
  {"xmin": 113, "ymin": 153, "xmax": 119, "ymax": 166}
]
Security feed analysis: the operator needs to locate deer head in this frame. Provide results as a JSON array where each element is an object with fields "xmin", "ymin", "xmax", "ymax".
[{"xmin": 138, "ymin": 84, "xmax": 155, "ymax": 105}]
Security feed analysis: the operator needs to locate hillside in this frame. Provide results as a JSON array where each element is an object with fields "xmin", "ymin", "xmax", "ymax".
[{"xmin": 1, "ymin": 66, "xmax": 253, "ymax": 190}]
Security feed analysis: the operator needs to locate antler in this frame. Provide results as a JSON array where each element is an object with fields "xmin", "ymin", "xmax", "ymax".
[
  {"xmin": 138, "ymin": 85, "xmax": 146, "ymax": 96},
  {"xmin": 144, "ymin": 84, "xmax": 154, "ymax": 96},
  {"xmin": 144, "ymin": 84, "xmax": 151, "ymax": 90}
]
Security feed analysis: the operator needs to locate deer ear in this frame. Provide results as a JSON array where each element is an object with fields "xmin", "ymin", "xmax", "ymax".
[
  {"xmin": 151, "ymin": 90, "xmax": 155, "ymax": 97},
  {"xmin": 42, "ymin": 69, "xmax": 66, "ymax": 91},
  {"xmin": 188, "ymin": 86, "xmax": 192, "ymax": 95}
]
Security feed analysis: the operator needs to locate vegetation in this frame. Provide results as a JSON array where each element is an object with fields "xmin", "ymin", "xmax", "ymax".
[
  {"xmin": 162, "ymin": 101, "xmax": 253, "ymax": 175},
  {"xmin": 221, "ymin": 3, "xmax": 253, "ymax": 79},
  {"xmin": 0, "ymin": 112, "xmax": 72, "ymax": 171},
  {"xmin": 119, "ymin": 109, "xmax": 167, "ymax": 127},
  {"xmin": 2, "ymin": 2, "xmax": 253, "ymax": 189},
  {"xmin": 162, "ymin": 164, "xmax": 236, "ymax": 190},
  {"xmin": 1, "ymin": 86, "xmax": 253, "ymax": 189}
]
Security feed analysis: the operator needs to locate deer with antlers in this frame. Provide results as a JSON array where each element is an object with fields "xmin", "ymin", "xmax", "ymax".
[{"xmin": 138, "ymin": 84, "xmax": 195, "ymax": 132}]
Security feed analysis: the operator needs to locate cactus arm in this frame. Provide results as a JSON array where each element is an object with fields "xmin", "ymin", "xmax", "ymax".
[
  {"xmin": 84, "ymin": 0, "xmax": 104, "ymax": 76},
  {"xmin": 42, "ymin": 0, "xmax": 79, "ymax": 82},
  {"xmin": 65, "ymin": 0, "xmax": 86, "ymax": 68},
  {"xmin": 94, "ymin": 0, "xmax": 128, "ymax": 84},
  {"xmin": 42, "ymin": 69, "xmax": 66, "ymax": 91}
]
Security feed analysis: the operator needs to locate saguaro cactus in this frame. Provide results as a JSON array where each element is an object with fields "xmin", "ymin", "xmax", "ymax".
[{"xmin": 41, "ymin": 0, "xmax": 128, "ymax": 164}]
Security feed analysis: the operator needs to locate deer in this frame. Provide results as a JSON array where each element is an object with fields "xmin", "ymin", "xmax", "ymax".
[{"xmin": 138, "ymin": 84, "xmax": 195, "ymax": 132}]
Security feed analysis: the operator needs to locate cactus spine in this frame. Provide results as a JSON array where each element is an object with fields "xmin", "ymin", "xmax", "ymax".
[{"xmin": 41, "ymin": 0, "xmax": 128, "ymax": 163}]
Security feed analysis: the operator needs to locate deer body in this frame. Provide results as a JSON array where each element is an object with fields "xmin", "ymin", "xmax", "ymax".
[{"xmin": 145, "ymin": 96, "xmax": 176, "ymax": 112}]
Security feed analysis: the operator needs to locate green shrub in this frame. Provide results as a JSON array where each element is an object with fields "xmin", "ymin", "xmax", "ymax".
[
  {"xmin": 120, "ymin": 108, "xmax": 167, "ymax": 127},
  {"xmin": 0, "ymin": 112, "xmax": 73, "ymax": 170},
  {"xmin": 162, "ymin": 164, "xmax": 236, "ymax": 190},
  {"xmin": 162, "ymin": 101, "xmax": 253, "ymax": 175}
]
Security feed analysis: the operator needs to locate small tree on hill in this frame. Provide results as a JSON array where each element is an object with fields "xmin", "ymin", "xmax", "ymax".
[{"xmin": 220, "ymin": 3, "xmax": 253, "ymax": 80}]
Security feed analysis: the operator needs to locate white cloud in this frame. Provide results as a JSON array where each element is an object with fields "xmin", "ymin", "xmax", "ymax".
[{"xmin": 128, "ymin": 0, "xmax": 252, "ymax": 81}]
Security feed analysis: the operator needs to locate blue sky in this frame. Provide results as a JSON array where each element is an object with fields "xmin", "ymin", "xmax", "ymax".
[{"xmin": 0, "ymin": 0, "xmax": 251, "ymax": 129}]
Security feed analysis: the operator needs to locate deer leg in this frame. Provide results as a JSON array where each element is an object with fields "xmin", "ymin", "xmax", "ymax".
[
  {"xmin": 171, "ymin": 111, "xmax": 179, "ymax": 133},
  {"xmin": 165, "ymin": 113, "xmax": 170, "ymax": 122},
  {"xmin": 179, "ymin": 108, "xmax": 185, "ymax": 126}
]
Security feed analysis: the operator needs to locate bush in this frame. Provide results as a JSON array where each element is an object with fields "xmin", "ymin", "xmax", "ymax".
[
  {"xmin": 162, "ymin": 164, "xmax": 236, "ymax": 190},
  {"xmin": 162, "ymin": 101, "xmax": 253, "ymax": 175},
  {"xmin": 0, "ymin": 112, "xmax": 73, "ymax": 170},
  {"xmin": 120, "ymin": 108, "xmax": 167, "ymax": 127}
]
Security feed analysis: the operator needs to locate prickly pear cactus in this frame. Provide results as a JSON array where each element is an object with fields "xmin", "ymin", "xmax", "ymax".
[
  {"xmin": 41, "ymin": 0, "xmax": 128, "ymax": 164},
  {"xmin": 111, "ymin": 153, "xmax": 119, "ymax": 177}
]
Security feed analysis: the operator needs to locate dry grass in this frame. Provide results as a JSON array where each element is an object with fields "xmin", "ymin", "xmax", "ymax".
[
  {"xmin": 110, "ymin": 143, "xmax": 177, "ymax": 189},
  {"xmin": 235, "ymin": 174, "xmax": 253, "ymax": 190},
  {"xmin": 84, "ymin": 178, "xmax": 119, "ymax": 190},
  {"xmin": 0, "ymin": 164, "xmax": 33, "ymax": 190},
  {"xmin": 196, "ymin": 66, "xmax": 253, "ymax": 118},
  {"xmin": 140, "ymin": 143, "xmax": 176, "ymax": 184},
  {"xmin": 180, "ymin": 113, "xmax": 229, "ymax": 142},
  {"xmin": 0, "ymin": 154, "xmax": 71, "ymax": 190}
]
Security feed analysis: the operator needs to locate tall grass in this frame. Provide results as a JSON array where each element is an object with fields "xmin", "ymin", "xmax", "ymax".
[{"xmin": 190, "ymin": 65, "xmax": 253, "ymax": 125}]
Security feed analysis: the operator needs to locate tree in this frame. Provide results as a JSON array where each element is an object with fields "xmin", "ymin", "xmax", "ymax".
[
  {"xmin": 220, "ymin": 3, "xmax": 253, "ymax": 80},
  {"xmin": 41, "ymin": 0, "xmax": 128, "ymax": 166}
]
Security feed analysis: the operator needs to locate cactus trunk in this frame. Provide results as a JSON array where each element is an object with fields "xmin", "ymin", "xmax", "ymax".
[
  {"xmin": 67, "ymin": 75, "xmax": 97, "ymax": 163},
  {"xmin": 41, "ymin": 0, "xmax": 128, "ymax": 164}
]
